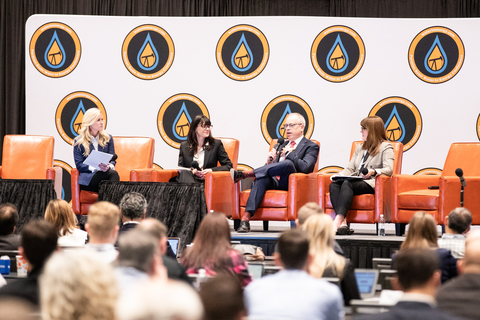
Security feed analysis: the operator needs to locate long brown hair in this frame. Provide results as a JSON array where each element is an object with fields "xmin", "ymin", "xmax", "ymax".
[
  {"xmin": 44, "ymin": 199, "xmax": 79, "ymax": 237},
  {"xmin": 400, "ymin": 211, "xmax": 438, "ymax": 251},
  {"xmin": 360, "ymin": 116, "xmax": 387, "ymax": 157},
  {"xmin": 186, "ymin": 115, "xmax": 215, "ymax": 155},
  {"xmin": 182, "ymin": 212, "xmax": 232, "ymax": 271}
]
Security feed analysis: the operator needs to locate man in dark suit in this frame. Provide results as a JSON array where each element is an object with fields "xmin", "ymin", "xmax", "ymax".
[
  {"xmin": 355, "ymin": 248, "xmax": 463, "ymax": 320},
  {"xmin": 0, "ymin": 203, "xmax": 21, "ymax": 250},
  {"xmin": 117, "ymin": 192, "xmax": 147, "ymax": 239},
  {"xmin": 231, "ymin": 113, "xmax": 319, "ymax": 233}
]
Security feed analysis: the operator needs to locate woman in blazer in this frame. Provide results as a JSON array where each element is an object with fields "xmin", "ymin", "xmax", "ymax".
[
  {"xmin": 330, "ymin": 116, "xmax": 394, "ymax": 235},
  {"xmin": 176, "ymin": 115, "xmax": 233, "ymax": 183},
  {"xmin": 73, "ymin": 108, "xmax": 119, "ymax": 192}
]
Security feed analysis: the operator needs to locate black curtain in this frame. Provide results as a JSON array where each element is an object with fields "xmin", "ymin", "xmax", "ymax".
[{"xmin": 1, "ymin": 0, "xmax": 480, "ymax": 163}]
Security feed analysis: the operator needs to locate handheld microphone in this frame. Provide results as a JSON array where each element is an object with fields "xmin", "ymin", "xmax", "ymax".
[
  {"xmin": 455, "ymin": 168, "xmax": 466, "ymax": 187},
  {"xmin": 110, "ymin": 154, "xmax": 118, "ymax": 162},
  {"xmin": 270, "ymin": 137, "xmax": 285, "ymax": 161},
  {"xmin": 191, "ymin": 161, "xmax": 200, "ymax": 170},
  {"xmin": 361, "ymin": 167, "xmax": 369, "ymax": 176}
]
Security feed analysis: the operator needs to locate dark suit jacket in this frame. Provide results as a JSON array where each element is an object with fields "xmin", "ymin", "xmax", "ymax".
[
  {"xmin": 0, "ymin": 234, "xmax": 21, "ymax": 250},
  {"xmin": 73, "ymin": 134, "xmax": 116, "ymax": 186},
  {"xmin": 354, "ymin": 301, "xmax": 464, "ymax": 320},
  {"xmin": 276, "ymin": 137, "xmax": 319, "ymax": 174},
  {"xmin": 0, "ymin": 266, "xmax": 41, "ymax": 306},
  {"xmin": 436, "ymin": 273, "xmax": 480, "ymax": 320},
  {"xmin": 162, "ymin": 255, "xmax": 191, "ymax": 285},
  {"xmin": 178, "ymin": 139, "xmax": 232, "ymax": 171}
]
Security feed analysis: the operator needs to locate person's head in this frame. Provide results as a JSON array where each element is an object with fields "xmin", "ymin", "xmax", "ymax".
[
  {"xmin": 117, "ymin": 229, "xmax": 161, "ymax": 276},
  {"xmin": 0, "ymin": 203, "xmax": 18, "ymax": 235},
  {"xmin": 119, "ymin": 192, "xmax": 147, "ymax": 222},
  {"xmin": 86, "ymin": 201, "xmax": 120, "ymax": 244},
  {"xmin": 44, "ymin": 199, "xmax": 79, "ymax": 237},
  {"xmin": 296, "ymin": 202, "xmax": 323, "ymax": 227},
  {"xmin": 187, "ymin": 115, "xmax": 215, "ymax": 153},
  {"xmin": 393, "ymin": 248, "xmax": 441, "ymax": 295},
  {"xmin": 360, "ymin": 116, "xmax": 387, "ymax": 156},
  {"xmin": 458, "ymin": 231, "xmax": 480, "ymax": 274},
  {"xmin": 276, "ymin": 229, "xmax": 310, "ymax": 270},
  {"xmin": 40, "ymin": 251, "xmax": 118, "ymax": 320},
  {"xmin": 446, "ymin": 207, "xmax": 472, "ymax": 234},
  {"xmin": 400, "ymin": 211, "xmax": 438, "ymax": 251},
  {"xmin": 138, "ymin": 218, "xmax": 169, "ymax": 255},
  {"xmin": 75, "ymin": 108, "xmax": 110, "ymax": 156},
  {"xmin": 20, "ymin": 220, "xmax": 58, "ymax": 270},
  {"xmin": 199, "ymin": 274, "xmax": 245, "ymax": 320},
  {"xmin": 284, "ymin": 113, "xmax": 306, "ymax": 141}
]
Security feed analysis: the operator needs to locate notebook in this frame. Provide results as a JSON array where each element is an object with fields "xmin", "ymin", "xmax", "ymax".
[
  {"xmin": 355, "ymin": 269, "xmax": 379, "ymax": 298},
  {"xmin": 167, "ymin": 237, "xmax": 181, "ymax": 258}
]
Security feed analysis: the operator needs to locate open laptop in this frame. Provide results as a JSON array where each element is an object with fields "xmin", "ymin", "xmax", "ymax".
[
  {"xmin": 167, "ymin": 237, "xmax": 181, "ymax": 259},
  {"xmin": 355, "ymin": 269, "xmax": 379, "ymax": 299},
  {"xmin": 247, "ymin": 263, "xmax": 264, "ymax": 280}
]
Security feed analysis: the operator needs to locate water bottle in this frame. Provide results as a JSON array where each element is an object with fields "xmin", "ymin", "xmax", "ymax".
[
  {"xmin": 195, "ymin": 268, "xmax": 207, "ymax": 290},
  {"xmin": 378, "ymin": 214, "xmax": 386, "ymax": 236}
]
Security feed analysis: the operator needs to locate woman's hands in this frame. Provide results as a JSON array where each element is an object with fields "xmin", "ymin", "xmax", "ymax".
[
  {"xmin": 192, "ymin": 168, "xmax": 212, "ymax": 179},
  {"xmin": 362, "ymin": 169, "xmax": 376, "ymax": 179},
  {"xmin": 98, "ymin": 163, "xmax": 110, "ymax": 172}
]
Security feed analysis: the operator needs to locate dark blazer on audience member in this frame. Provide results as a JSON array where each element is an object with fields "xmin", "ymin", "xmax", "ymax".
[
  {"xmin": 354, "ymin": 301, "xmax": 465, "ymax": 320},
  {"xmin": 323, "ymin": 260, "xmax": 360, "ymax": 306},
  {"xmin": 0, "ymin": 266, "xmax": 41, "ymax": 305},
  {"xmin": 0, "ymin": 234, "xmax": 21, "ymax": 250},
  {"xmin": 436, "ymin": 273, "xmax": 480, "ymax": 320},
  {"xmin": 178, "ymin": 139, "xmax": 232, "ymax": 171},
  {"xmin": 162, "ymin": 255, "xmax": 191, "ymax": 285}
]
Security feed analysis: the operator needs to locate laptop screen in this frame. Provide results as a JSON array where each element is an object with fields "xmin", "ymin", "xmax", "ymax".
[
  {"xmin": 247, "ymin": 264, "xmax": 264, "ymax": 280},
  {"xmin": 167, "ymin": 238, "xmax": 180, "ymax": 258},
  {"xmin": 355, "ymin": 269, "xmax": 379, "ymax": 298}
]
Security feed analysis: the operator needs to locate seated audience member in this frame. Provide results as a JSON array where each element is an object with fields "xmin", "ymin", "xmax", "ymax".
[
  {"xmin": 0, "ymin": 220, "xmax": 58, "ymax": 306},
  {"xmin": 138, "ymin": 218, "xmax": 191, "ymax": 284},
  {"xmin": 115, "ymin": 229, "xmax": 165, "ymax": 293},
  {"xmin": 118, "ymin": 192, "xmax": 147, "ymax": 238},
  {"xmin": 296, "ymin": 202, "xmax": 344, "ymax": 256},
  {"xmin": 244, "ymin": 229, "xmax": 344, "ymax": 320},
  {"xmin": 117, "ymin": 280, "xmax": 203, "ymax": 320},
  {"xmin": 355, "ymin": 249, "xmax": 463, "ymax": 320},
  {"xmin": 0, "ymin": 297, "xmax": 36, "ymax": 320},
  {"xmin": 199, "ymin": 274, "xmax": 246, "ymax": 320},
  {"xmin": 398, "ymin": 211, "xmax": 457, "ymax": 283},
  {"xmin": 85, "ymin": 201, "xmax": 120, "ymax": 263},
  {"xmin": 436, "ymin": 231, "xmax": 480, "ymax": 320},
  {"xmin": 437, "ymin": 207, "xmax": 472, "ymax": 259},
  {"xmin": 44, "ymin": 199, "xmax": 87, "ymax": 247},
  {"xmin": 181, "ymin": 212, "xmax": 251, "ymax": 287},
  {"xmin": 303, "ymin": 214, "xmax": 360, "ymax": 305},
  {"xmin": 40, "ymin": 251, "xmax": 118, "ymax": 320},
  {"xmin": 0, "ymin": 203, "xmax": 21, "ymax": 250}
]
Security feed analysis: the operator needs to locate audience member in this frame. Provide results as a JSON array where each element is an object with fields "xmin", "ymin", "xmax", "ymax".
[
  {"xmin": 355, "ymin": 249, "xmax": 462, "ymax": 320},
  {"xmin": 0, "ymin": 297, "xmax": 36, "ymax": 320},
  {"xmin": 438, "ymin": 207, "xmax": 471, "ymax": 259},
  {"xmin": 0, "ymin": 220, "xmax": 57, "ymax": 305},
  {"xmin": 44, "ymin": 199, "xmax": 87, "ymax": 247},
  {"xmin": 296, "ymin": 201, "xmax": 344, "ymax": 256},
  {"xmin": 244, "ymin": 229, "xmax": 344, "ymax": 320},
  {"xmin": 40, "ymin": 251, "xmax": 118, "ymax": 320},
  {"xmin": 398, "ymin": 211, "xmax": 457, "ymax": 283},
  {"xmin": 118, "ymin": 192, "xmax": 147, "ymax": 237},
  {"xmin": 199, "ymin": 274, "xmax": 246, "ymax": 320},
  {"xmin": 181, "ymin": 212, "xmax": 251, "ymax": 287},
  {"xmin": 85, "ymin": 201, "xmax": 120, "ymax": 263},
  {"xmin": 138, "ymin": 218, "xmax": 191, "ymax": 284},
  {"xmin": 436, "ymin": 230, "xmax": 480, "ymax": 320},
  {"xmin": 0, "ymin": 203, "xmax": 21, "ymax": 250},
  {"xmin": 303, "ymin": 214, "xmax": 360, "ymax": 305}
]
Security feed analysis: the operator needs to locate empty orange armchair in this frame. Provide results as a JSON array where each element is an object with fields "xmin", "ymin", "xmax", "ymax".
[
  {"xmin": 392, "ymin": 142, "xmax": 480, "ymax": 226},
  {"xmin": 71, "ymin": 136, "xmax": 155, "ymax": 215},
  {"xmin": 148, "ymin": 137, "xmax": 240, "ymax": 218},
  {"xmin": 318, "ymin": 141, "xmax": 403, "ymax": 224},
  {"xmin": 239, "ymin": 139, "xmax": 320, "ymax": 229},
  {"xmin": 0, "ymin": 135, "xmax": 62, "ymax": 198}
]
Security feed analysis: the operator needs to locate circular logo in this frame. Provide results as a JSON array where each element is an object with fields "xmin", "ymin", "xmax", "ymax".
[
  {"xmin": 29, "ymin": 22, "xmax": 81, "ymax": 78},
  {"xmin": 311, "ymin": 25, "xmax": 365, "ymax": 82},
  {"xmin": 369, "ymin": 97, "xmax": 422, "ymax": 152},
  {"xmin": 318, "ymin": 166, "xmax": 344, "ymax": 174},
  {"xmin": 157, "ymin": 94, "xmax": 210, "ymax": 149},
  {"xmin": 260, "ymin": 95, "xmax": 314, "ymax": 144},
  {"xmin": 414, "ymin": 167, "xmax": 443, "ymax": 176},
  {"xmin": 153, "ymin": 163, "xmax": 163, "ymax": 170},
  {"xmin": 476, "ymin": 114, "xmax": 480, "ymax": 140},
  {"xmin": 408, "ymin": 26, "xmax": 465, "ymax": 84},
  {"xmin": 216, "ymin": 24, "xmax": 269, "ymax": 81},
  {"xmin": 122, "ymin": 24, "xmax": 175, "ymax": 80},
  {"xmin": 54, "ymin": 160, "xmax": 72, "ymax": 203},
  {"xmin": 55, "ymin": 91, "xmax": 107, "ymax": 145}
]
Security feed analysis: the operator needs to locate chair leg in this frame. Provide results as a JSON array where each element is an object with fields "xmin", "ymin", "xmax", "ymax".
[
  {"xmin": 395, "ymin": 223, "xmax": 406, "ymax": 236},
  {"xmin": 233, "ymin": 219, "xmax": 240, "ymax": 230},
  {"xmin": 263, "ymin": 221, "xmax": 269, "ymax": 231},
  {"xmin": 290, "ymin": 221, "xmax": 296, "ymax": 229}
]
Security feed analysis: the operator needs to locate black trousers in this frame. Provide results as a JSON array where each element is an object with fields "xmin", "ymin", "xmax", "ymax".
[
  {"xmin": 80, "ymin": 169, "xmax": 120, "ymax": 192},
  {"xmin": 329, "ymin": 180, "xmax": 374, "ymax": 218}
]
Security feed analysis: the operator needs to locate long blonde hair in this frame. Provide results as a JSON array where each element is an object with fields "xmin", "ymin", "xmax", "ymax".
[
  {"xmin": 303, "ymin": 214, "xmax": 345, "ymax": 279},
  {"xmin": 400, "ymin": 211, "xmax": 438, "ymax": 251},
  {"xmin": 73, "ymin": 108, "xmax": 110, "ymax": 156},
  {"xmin": 44, "ymin": 199, "xmax": 79, "ymax": 237}
]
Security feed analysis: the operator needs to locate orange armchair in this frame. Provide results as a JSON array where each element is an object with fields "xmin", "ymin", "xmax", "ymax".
[
  {"xmin": 71, "ymin": 136, "xmax": 155, "ymax": 215},
  {"xmin": 0, "ymin": 135, "xmax": 62, "ymax": 198},
  {"xmin": 239, "ymin": 139, "xmax": 320, "ymax": 230},
  {"xmin": 145, "ymin": 137, "xmax": 240, "ymax": 218},
  {"xmin": 318, "ymin": 141, "xmax": 403, "ymax": 224},
  {"xmin": 392, "ymin": 143, "xmax": 480, "ymax": 227}
]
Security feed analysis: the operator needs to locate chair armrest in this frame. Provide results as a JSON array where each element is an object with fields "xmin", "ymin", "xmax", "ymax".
[
  {"xmin": 131, "ymin": 168, "xmax": 155, "ymax": 182},
  {"xmin": 288, "ymin": 172, "xmax": 317, "ymax": 221},
  {"xmin": 152, "ymin": 169, "xmax": 178, "ymax": 182},
  {"xmin": 374, "ymin": 175, "xmax": 391, "ymax": 222},
  {"xmin": 392, "ymin": 174, "xmax": 440, "ymax": 194},
  {"xmin": 71, "ymin": 169, "xmax": 80, "ymax": 215},
  {"xmin": 47, "ymin": 167, "xmax": 63, "ymax": 199},
  {"xmin": 317, "ymin": 173, "xmax": 333, "ymax": 210},
  {"xmin": 204, "ymin": 171, "xmax": 235, "ymax": 217}
]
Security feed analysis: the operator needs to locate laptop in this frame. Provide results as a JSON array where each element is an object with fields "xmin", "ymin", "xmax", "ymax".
[
  {"xmin": 167, "ymin": 237, "xmax": 181, "ymax": 258},
  {"xmin": 355, "ymin": 269, "xmax": 379, "ymax": 299},
  {"xmin": 247, "ymin": 263, "xmax": 264, "ymax": 280}
]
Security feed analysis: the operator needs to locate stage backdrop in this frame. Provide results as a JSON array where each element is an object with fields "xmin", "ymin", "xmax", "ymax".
[{"xmin": 26, "ymin": 15, "xmax": 480, "ymax": 202}]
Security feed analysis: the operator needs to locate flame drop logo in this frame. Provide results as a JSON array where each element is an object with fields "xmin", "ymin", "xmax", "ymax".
[
  {"xmin": 385, "ymin": 106, "xmax": 406, "ymax": 142},
  {"xmin": 326, "ymin": 35, "xmax": 349, "ymax": 73},
  {"xmin": 137, "ymin": 33, "xmax": 159, "ymax": 71},
  {"xmin": 424, "ymin": 36, "xmax": 448, "ymax": 74},
  {"xmin": 276, "ymin": 104, "xmax": 292, "ymax": 139},
  {"xmin": 70, "ymin": 100, "xmax": 87, "ymax": 137}
]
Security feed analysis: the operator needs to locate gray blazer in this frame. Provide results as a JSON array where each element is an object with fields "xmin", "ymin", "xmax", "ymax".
[{"xmin": 339, "ymin": 141, "xmax": 394, "ymax": 189}]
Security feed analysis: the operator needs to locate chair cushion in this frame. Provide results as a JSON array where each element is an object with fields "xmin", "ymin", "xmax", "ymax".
[
  {"xmin": 240, "ymin": 190, "xmax": 288, "ymax": 208},
  {"xmin": 79, "ymin": 190, "xmax": 98, "ymax": 203},
  {"xmin": 325, "ymin": 193, "xmax": 375, "ymax": 209},
  {"xmin": 397, "ymin": 190, "xmax": 439, "ymax": 210}
]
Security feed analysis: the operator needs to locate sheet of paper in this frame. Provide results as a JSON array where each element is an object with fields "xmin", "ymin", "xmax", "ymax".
[{"xmin": 83, "ymin": 150, "xmax": 113, "ymax": 170}]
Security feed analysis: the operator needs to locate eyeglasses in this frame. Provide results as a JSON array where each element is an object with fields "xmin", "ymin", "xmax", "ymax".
[
  {"xmin": 199, "ymin": 125, "xmax": 213, "ymax": 129},
  {"xmin": 283, "ymin": 123, "xmax": 301, "ymax": 129}
]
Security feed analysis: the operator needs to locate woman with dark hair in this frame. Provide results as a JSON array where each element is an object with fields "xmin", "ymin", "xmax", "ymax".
[
  {"xmin": 176, "ymin": 115, "xmax": 232, "ymax": 183},
  {"xmin": 181, "ymin": 212, "xmax": 251, "ymax": 287},
  {"xmin": 330, "ymin": 116, "xmax": 394, "ymax": 234}
]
